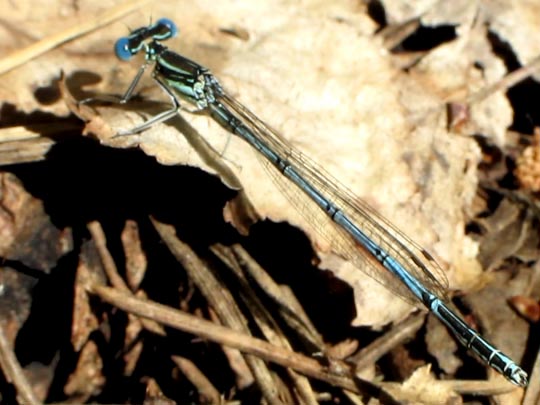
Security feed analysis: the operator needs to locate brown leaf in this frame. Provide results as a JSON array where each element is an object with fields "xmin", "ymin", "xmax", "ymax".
[
  {"xmin": 121, "ymin": 220, "xmax": 148, "ymax": 291},
  {"xmin": 64, "ymin": 340, "xmax": 105, "ymax": 401},
  {"xmin": 384, "ymin": 365, "xmax": 461, "ymax": 404}
]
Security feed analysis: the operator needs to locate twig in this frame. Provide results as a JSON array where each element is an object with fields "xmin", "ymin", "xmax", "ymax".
[
  {"xmin": 87, "ymin": 220, "xmax": 165, "ymax": 336},
  {"xmin": 151, "ymin": 219, "xmax": 283, "ymax": 405},
  {"xmin": 211, "ymin": 244, "xmax": 319, "ymax": 405},
  {"xmin": 467, "ymin": 55, "xmax": 540, "ymax": 106},
  {"xmin": 378, "ymin": 17, "xmax": 421, "ymax": 51},
  {"xmin": 171, "ymin": 356, "xmax": 221, "ymax": 404},
  {"xmin": 228, "ymin": 244, "xmax": 324, "ymax": 349},
  {"xmin": 350, "ymin": 312, "xmax": 425, "ymax": 371},
  {"xmin": 382, "ymin": 378, "xmax": 520, "ymax": 397},
  {"xmin": 88, "ymin": 283, "xmax": 363, "ymax": 393},
  {"xmin": 0, "ymin": 323, "xmax": 40, "ymax": 405}
]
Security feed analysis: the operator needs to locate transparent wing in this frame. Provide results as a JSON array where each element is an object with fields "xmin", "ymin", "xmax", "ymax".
[{"xmin": 219, "ymin": 92, "xmax": 449, "ymax": 305}]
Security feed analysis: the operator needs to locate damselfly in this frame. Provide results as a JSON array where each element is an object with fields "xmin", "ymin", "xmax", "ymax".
[{"xmin": 88, "ymin": 18, "xmax": 528, "ymax": 387}]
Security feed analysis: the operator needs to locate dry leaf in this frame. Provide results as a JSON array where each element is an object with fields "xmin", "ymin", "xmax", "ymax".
[
  {"xmin": 64, "ymin": 340, "xmax": 105, "ymax": 401},
  {"xmin": 121, "ymin": 219, "xmax": 148, "ymax": 290},
  {"xmin": 0, "ymin": 172, "xmax": 71, "ymax": 271},
  {"xmin": 384, "ymin": 365, "xmax": 461, "ymax": 404}
]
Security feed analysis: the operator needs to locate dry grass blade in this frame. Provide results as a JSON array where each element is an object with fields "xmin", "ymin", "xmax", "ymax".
[{"xmin": 0, "ymin": 0, "xmax": 153, "ymax": 75}]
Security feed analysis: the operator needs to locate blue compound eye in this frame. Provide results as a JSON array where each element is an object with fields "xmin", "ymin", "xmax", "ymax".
[
  {"xmin": 115, "ymin": 37, "xmax": 133, "ymax": 61},
  {"xmin": 156, "ymin": 18, "xmax": 178, "ymax": 39}
]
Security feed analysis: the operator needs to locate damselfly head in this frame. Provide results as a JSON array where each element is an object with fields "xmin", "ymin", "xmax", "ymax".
[{"xmin": 114, "ymin": 18, "xmax": 178, "ymax": 61}]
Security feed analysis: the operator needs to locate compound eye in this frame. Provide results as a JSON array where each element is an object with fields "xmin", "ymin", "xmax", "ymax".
[
  {"xmin": 115, "ymin": 37, "xmax": 133, "ymax": 61},
  {"xmin": 156, "ymin": 18, "xmax": 178, "ymax": 39}
]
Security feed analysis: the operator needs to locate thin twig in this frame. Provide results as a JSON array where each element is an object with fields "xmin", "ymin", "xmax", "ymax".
[
  {"xmin": 467, "ymin": 55, "xmax": 540, "ymax": 106},
  {"xmin": 87, "ymin": 220, "xmax": 165, "ymax": 336},
  {"xmin": 211, "ymin": 244, "xmax": 319, "ymax": 405},
  {"xmin": 228, "ymin": 244, "xmax": 324, "ymax": 349},
  {"xmin": 350, "ymin": 312, "xmax": 425, "ymax": 372},
  {"xmin": 171, "ymin": 356, "xmax": 221, "ymax": 404},
  {"xmin": 88, "ymin": 283, "xmax": 363, "ymax": 393},
  {"xmin": 0, "ymin": 323, "xmax": 40, "ymax": 405},
  {"xmin": 151, "ymin": 219, "xmax": 283, "ymax": 405},
  {"xmin": 382, "ymin": 378, "xmax": 520, "ymax": 397},
  {"xmin": 0, "ymin": 0, "xmax": 153, "ymax": 75}
]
